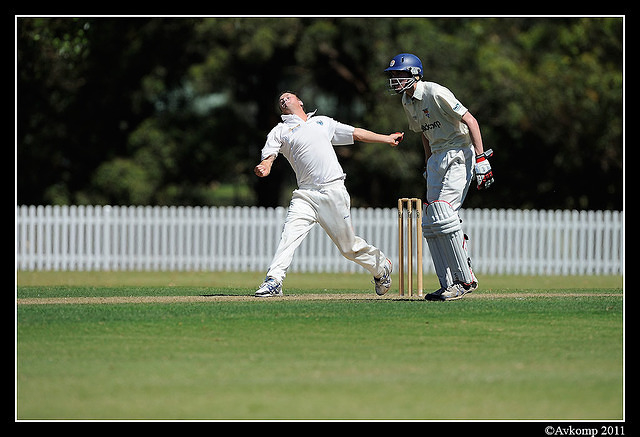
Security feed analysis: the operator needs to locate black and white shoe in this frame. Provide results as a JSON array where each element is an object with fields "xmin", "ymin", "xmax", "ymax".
[
  {"xmin": 425, "ymin": 281, "xmax": 477, "ymax": 301},
  {"xmin": 373, "ymin": 259, "xmax": 393, "ymax": 296},
  {"xmin": 255, "ymin": 277, "xmax": 283, "ymax": 297}
]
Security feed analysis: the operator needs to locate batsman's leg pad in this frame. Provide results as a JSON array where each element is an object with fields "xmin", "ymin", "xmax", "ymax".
[{"xmin": 423, "ymin": 200, "xmax": 475, "ymax": 287}]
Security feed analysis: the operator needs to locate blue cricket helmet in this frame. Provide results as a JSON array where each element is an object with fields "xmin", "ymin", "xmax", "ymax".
[
  {"xmin": 384, "ymin": 53, "xmax": 423, "ymax": 78},
  {"xmin": 384, "ymin": 53, "xmax": 423, "ymax": 94}
]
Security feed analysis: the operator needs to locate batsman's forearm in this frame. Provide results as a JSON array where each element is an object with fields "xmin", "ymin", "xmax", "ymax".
[
  {"xmin": 421, "ymin": 134, "xmax": 431, "ymax": 165},
  {"xmin": 469, "ymin": 126, "xmax": 484, "ymax": 155},
  {"xmin": 462, "ymin": 112, "xmax": 484, "ymax": 155}
]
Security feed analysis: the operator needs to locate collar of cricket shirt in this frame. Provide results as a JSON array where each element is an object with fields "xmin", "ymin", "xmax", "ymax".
[
  {"xmin": 281, "ymin": 109, "xmax": 318, "ymax": 124},
  {"xmin": 402, "ymin": 81, "xmax": 426, "ymax": 105}
]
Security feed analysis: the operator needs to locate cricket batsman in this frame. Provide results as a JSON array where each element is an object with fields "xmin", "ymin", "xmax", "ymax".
[{"xmin": 385, "ymin": 53, "xmax": 494, "ymax": 301}]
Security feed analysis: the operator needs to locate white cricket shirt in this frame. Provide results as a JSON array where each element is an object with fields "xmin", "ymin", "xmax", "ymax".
[
  {"xmin": 261, "ymin": 110, "xmax": 355, "ymax": 188},
  {"xmin": 402, "ymin": 81, "xmax": 470, "ymax": 152}
]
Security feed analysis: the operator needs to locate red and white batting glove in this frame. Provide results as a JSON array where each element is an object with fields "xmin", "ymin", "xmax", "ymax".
[{"xmin": 475, "ymin": 149, "xmax": 494, "ymax": 190}]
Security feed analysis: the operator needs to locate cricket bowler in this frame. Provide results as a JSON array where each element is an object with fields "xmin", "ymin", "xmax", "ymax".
[
  {"xmin": 253, "ymin": 91, "xmax": 404, "ymax": 297},
  {"xmin": 385, "ymin": 53, "xmax": 494, "ymax": 301}
]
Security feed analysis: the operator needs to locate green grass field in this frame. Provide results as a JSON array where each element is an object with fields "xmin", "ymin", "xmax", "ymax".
[{"xmin": 16, "ymin": 271, "xmax": 624, "ymax": 421}]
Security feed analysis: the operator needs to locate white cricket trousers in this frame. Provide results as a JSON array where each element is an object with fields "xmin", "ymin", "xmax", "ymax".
[
  {"xmin": 265, "ymin": 180, "xmax": 388, "ymax": 283},
  {"xmin": 424, "ymin": 145, "xmax": 476, "ymax": 289},
  {"xmin": 426, "ymin": 145, "xmax": 475, "ymax": 210}
]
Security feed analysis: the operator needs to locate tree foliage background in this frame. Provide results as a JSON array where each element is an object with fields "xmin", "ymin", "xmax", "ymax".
[{"xmin": 17, "ymin": 17, "xmax": 623, "ymax": 210}]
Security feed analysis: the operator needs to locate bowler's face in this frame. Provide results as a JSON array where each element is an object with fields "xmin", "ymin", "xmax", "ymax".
[{"xmin": 279, "ymin": 93, "xmax": 302, "ymax": 114}]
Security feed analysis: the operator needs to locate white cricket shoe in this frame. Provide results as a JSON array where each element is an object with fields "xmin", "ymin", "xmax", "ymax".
[
  {"xmin": 255, "ymin": 277, "xmax": 283, "ymax": 297},
  {"xmin": 373, "ymin": 259, "xmax": 393, "ymax": 296},
  {"xmin": 425, "ymin": 281, "xmax": 477, "ymax": 301}
]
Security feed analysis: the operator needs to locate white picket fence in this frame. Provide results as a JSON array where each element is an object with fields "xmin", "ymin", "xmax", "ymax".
[{"xmin": 15, "ymin": 205, "xmax": 624, "ymax": 275}]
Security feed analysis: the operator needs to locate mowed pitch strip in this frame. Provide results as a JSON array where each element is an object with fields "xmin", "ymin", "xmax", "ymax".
[{"xmin": 16, "ymin": 292, "xmax": 620, "ymax": 305}]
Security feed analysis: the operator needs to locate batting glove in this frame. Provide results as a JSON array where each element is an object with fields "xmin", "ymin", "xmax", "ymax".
[{"xmin": 475, "ymin": 149, "xmax": 494, "ymax": 190}]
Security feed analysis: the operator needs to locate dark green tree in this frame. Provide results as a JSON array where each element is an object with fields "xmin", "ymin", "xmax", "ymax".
[{"xmin": 17, "ymin": 17, "xmax": 623, "ymax": 210}]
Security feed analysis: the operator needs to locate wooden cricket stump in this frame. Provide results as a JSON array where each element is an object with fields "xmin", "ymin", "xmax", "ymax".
[{"xmin": 397, "ymin": 198, "xmax": 423, "ymax": 297}]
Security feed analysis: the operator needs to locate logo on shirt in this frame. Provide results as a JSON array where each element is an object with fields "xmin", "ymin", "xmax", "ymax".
[
  {"xmin": 316, "ymin": 120, "xmax": 324, "ymax": 126},
  {"xmin": 421, "ymin": 120, "xmax": 442, "ymax": 132},
  {"xmin": 422, "ymin": 107, "xmax": 430, "ymax": 118},
  {"xmin": 289, "ymin": 124, "xmax": 301, "ymax": 133}
]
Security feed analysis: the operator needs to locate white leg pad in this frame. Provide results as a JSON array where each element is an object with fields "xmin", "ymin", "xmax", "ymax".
[{"xmin": 422, "ymin": 200, "xmax": 475, "ymax": 288}]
